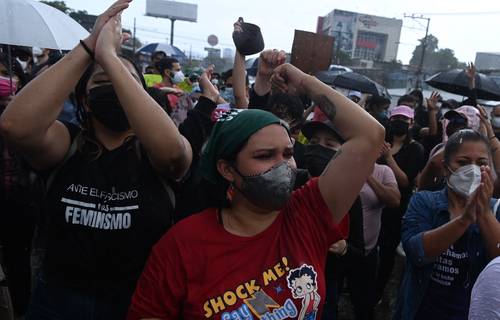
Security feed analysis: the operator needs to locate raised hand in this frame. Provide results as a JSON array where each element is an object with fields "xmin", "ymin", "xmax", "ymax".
[
  {"xmin": 270, "ymin": 63, "xmax": 308, "ymax": 95},
  {"xmin": 199, "ymin": 65, "xmax": 221, "ymax": 103},
  {"xmin": 465, "ymin": 62, "xmax": 476, "ymax": 89},
  {"xmin": 476, "ymin": 105, "xmax": 494, "ymax": 137},
  {"xmin": 95, "ymin": 13, "xmax": 123, "ymax": 64},
  {"xmin": 381, "ymin": 141, "xmax": 392, "ymax": 159},
  {"xmin": 233, "ymin": 18, "xmax": 243, "ymax": 33},
  {"xmin": 84, "ymin": 0, "xmax": 132, "ymax": 51},
  {"xmin": 465, "ymin": 62, "xmax": 476, "ymax": 79},
  {"xmin": 258, "ymin": 49, "xmax": 287, "ymax": 78},
  {"xmin": 475, "ymin": 166, "xmax": 494, "ymax": 218},
  {"xmin": 426, "ymin": 91, "xmax": 441, "ymax": 112},
  {"xmin": 461, "ymin": 196, "xmax": 478, "ymax": 225}
]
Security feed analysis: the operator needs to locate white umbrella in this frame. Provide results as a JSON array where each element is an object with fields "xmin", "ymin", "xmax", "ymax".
[{"xmin": 0, "ymin": 0, "xmax": 89, "ymax": 50}]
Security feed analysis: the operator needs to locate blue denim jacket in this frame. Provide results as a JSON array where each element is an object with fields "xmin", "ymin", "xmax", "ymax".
[{"xmin": 393, "ymin": 188, "xmax": 500, "ymax": 320}]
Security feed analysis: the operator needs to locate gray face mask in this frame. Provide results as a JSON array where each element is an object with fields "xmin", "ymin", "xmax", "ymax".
[{"xmin": 234, "ymin": 161, "xmax": 297, "ymax": 210}]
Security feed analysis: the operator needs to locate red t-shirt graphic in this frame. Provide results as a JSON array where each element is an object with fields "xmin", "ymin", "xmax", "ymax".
[{"xmin": 128, "ymin": 178, "xmax": 348, "ymax": 320}]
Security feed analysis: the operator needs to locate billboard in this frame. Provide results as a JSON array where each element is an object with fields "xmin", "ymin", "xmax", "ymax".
[
  {"xmin": 332, "ymin": 10, "xmax": 357, "ymax": 55},
  {"xmin": 319, "ymin": 9, "xmax": 402, "ymax": 62},
  {"xmin": 146, "ymin": 0, "xmax": 198, "ymax": 22}
]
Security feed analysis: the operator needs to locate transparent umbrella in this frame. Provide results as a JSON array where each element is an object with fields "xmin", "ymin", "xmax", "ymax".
[
  {"xmin": 0, "ymin": 0, "xmax": 89, "ymax": 50},
  {"xmin": 0, "ymin": 0, "xmax": 89, "ymax": 94}
]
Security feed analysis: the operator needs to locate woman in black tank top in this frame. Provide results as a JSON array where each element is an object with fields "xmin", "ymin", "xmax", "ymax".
[{"xmin": 0, "ymin": 1, "xmax": 192, "ymax": 318}]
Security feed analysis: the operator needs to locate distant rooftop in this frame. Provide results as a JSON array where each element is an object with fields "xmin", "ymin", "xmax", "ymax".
[{"xmin": 477, "ymin": 52, "xmax": 500, "ymax": 56}]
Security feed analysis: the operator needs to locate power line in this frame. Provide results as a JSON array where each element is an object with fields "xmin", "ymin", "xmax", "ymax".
[
  {"xmin": 404, "ymin": 14, "xmax": 430, "ymax": 89},
  {"xmin": 402, "ymin": 25, "xmax": 426, "ymax": 31},
  {"xmin": 124, "ymin": 25, "xmax": 235, "ymax": 47},
  {"xmin": 396, "ymin": 42, "xmax": 419, "ymax": 46},
  {"xmin": 412, "ymin": 11, "xmax": 500, "ymax": 16}
]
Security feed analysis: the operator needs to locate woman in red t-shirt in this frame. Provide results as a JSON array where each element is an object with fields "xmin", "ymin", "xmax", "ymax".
[{"xmin": 128, "ymin": 64, "xmax": 385, "ymax": 320}]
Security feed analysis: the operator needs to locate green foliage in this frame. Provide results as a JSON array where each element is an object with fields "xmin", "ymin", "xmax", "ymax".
[
  {"xmin": 335, "ymin": 50, "xmax": 353, "ymax": 66},
  {"xmin": 40, "ymin": 1, "xmax": 87, "ymax": 15},
  {"xmin": 40, "ymin": 0, "xmax": 71, "ymax": 13},
  {"xmin": 410, "ymin": 34, "xmax": 463, "ymax": 71}
]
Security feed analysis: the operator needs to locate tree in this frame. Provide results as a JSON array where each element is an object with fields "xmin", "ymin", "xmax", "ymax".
[
  {"xmin": 40, "ymin": 0, "xmax": 72, "ymax": 14},
  {"xmin": 40, "ymin": 0, "xmax": 144, "ymax": 54},
  {"xmin": 410, "ymin": 34, "xmax": 463, "ymax": 71},
  {"xmin": 335, "ymin": 50, "xmax": 353, "ymax": 66},
  {"xmin": 435, "ymin": 48, "xmax": 459, "ymax": 70},
  {"xmin": 409, "ymin": 34, "xmax": 438, "ymax": 67}
]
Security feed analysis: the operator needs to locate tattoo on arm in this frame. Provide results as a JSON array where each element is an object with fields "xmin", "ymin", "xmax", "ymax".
[
  {"xmin": 313, "ymin": 94, "xmax": 337, "ymax": 122},
  {"xmin": 321, "ymin": 149, "xmax": 343, "ymax": 176}
]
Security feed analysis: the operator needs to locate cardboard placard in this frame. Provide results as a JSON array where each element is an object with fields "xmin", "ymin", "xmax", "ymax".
[{"xmin": 291, "ymin": 30, "xmax": 334, "ymax": 75}]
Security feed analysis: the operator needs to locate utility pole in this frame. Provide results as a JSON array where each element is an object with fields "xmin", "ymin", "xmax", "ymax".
[
  {"xmin": 170, "ymin": 18, "xmax": 176, "ymax": 45},
  {"xmin": 132, "ymin": 18, "xmax": 137, "ymax": 54},
  {"xmin": 404, "ymin": 14, "xmax": 430, "ymax": 89}
]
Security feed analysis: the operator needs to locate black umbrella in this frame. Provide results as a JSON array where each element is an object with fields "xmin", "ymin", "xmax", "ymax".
[
  {"xmin": 425, "ymin": 69, "xmax": 500, "ymax": 101},
  {"xmin": 315, "ymin": 71, "xmax": 390, "ymax": 97}
]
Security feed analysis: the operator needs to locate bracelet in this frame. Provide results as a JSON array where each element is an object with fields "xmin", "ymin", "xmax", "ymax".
[
  {"xmin": 489, "ymin": 135, "xmax": 497, "ymax": 141},
  {"xmin": 79, "ymin": 40, "xmax": 94, "ymax": 60}
]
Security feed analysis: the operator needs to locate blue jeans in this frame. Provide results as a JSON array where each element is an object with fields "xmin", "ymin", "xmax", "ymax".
[
  {"xmin": 26, "ymin": 276, "xmax": 134, "ymax": 320},
  {"xmin": 305, "ymin": 311, "xmax": 318, "ymax": 320}
]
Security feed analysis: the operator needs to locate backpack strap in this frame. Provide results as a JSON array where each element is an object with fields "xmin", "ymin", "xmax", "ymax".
[
  {"xmin": 44, "ymin": 133, "xmax": 80, "ymax": 196},
  {"xmin": 133, "ymin": 139, "xmax": 176, "ymax": 224}
]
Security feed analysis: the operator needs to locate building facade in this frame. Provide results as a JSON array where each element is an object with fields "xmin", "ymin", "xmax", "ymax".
[
  {"xmin": 317, "ymin": 9, "xmax": 402, "ymax": 66},
  {"xmin": 475, "ymin": 52, "xmax": 500, "ymax": 71}
]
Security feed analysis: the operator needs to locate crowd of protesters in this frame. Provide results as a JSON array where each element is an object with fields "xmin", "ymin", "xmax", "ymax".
[{"xmin": 1, "ymin": 1, "xmax": 500, "ymax": 319}]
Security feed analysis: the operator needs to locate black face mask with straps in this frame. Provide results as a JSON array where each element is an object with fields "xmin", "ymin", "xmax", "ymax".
[
  {"xmin": 304, "ymin": 144, "xmax": 337, "ymax": 177},
  {"xmin": 88, "ymin": 85, "xmax": 130, "ymax": 132},
  {"xmin": 389, "ymin": 120, "xmax": 410, "ymax": 137}
]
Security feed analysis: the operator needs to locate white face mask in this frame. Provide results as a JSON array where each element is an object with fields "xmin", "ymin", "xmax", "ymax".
[
  {"xmin": 447, "ymin": 164, "xmax": 482, "ymax": 198},
  {"xmin": 32, "ymin": 47, "xmax": 43, "ymax": 56},
  {"xmin": 16, "ymin": 58, "xmax": 28, "ymax": 71},
  {"xmin": 172, "ymin": 70, "xmax": 185, "ymax": 84},
  {"xmin": 491, "ymin": 116, "xmax": 500, "ymax": 129}
]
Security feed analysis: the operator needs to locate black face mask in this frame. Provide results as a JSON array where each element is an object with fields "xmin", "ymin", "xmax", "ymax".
[
  {"xmin": 304, "ymin": 144, "xmax": 338, "ymax": 177},
  {"xmin": 446, "ymin": 122, "xmax": 467, "ymax": 138},
  {"xmin": 389, "ymin": 120, "xmax": 409, "ymax": 137},
  {"xmin": 88, "ymin": 85, "xmax": 130, "ymax": 132}
]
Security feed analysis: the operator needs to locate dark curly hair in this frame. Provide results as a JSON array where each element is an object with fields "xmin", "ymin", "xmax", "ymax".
[
  {"xmin": 287, "ymin": 264, "xmax": 317, "ymax": 292},
  {"xmin": 444, "ymin": 129, "xmax": 491, "ymax": 165},
  {"xmin": 74, "ymin": 55, "xmax": 146, "ymax": 159}
]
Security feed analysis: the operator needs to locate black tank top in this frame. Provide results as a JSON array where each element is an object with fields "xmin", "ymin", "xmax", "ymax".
[{"xmin": 42, "ymin": 126, "xmax": 173, "ymax": 290}]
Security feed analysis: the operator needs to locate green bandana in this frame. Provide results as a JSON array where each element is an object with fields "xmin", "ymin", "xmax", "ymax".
[{"xmin": 199, "ymin": 108, "xmax": 287, "ymax": 183}]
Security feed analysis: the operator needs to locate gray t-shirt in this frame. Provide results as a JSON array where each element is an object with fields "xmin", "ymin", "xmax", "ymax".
[{"xmin": 469, "ymin": 256, "xmax": 500, "ymax": 319}]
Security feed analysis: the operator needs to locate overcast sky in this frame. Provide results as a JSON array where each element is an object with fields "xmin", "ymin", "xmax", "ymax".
[{"xmin": 63, "ymin": 0, "xmax": 500, "ymax": 64}]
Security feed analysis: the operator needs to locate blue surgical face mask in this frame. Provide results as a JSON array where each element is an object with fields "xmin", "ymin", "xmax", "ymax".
[
  {"xmin": 378, "ymin": 110, "xmax": 389, "ymax": 119},
  {"xmin": 220, "ymin": 87, "xmax": 235, "ymax": 105}
]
